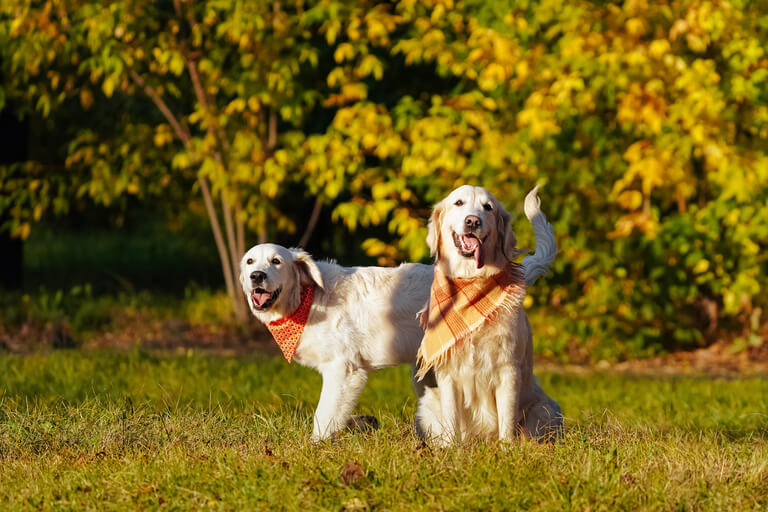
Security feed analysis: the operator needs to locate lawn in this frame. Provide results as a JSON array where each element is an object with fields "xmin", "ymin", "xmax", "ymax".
[{"xmin": 1, "ymin": 350, "xmax": 767, "ymax": 511}]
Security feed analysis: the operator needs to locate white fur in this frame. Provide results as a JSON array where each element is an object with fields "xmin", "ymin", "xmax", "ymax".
[
  {"xmin": 416, "ymin": 186, "xmax": 563, "ymax": 444},
  {"xmin": 240, "ymin": 244, "xmax": 434, "ymax": 441}
]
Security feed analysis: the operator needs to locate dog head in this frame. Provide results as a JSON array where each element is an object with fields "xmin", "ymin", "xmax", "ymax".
[
  {"xmin": 427, "ymin": 185, "xmax": 521, "ymax": 278},
  {"xmin": 239, "ymin": 243, "xmax": 324, "ymax": 323}
]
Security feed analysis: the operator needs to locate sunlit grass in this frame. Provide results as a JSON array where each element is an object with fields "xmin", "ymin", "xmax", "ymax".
[{"xmin": 1, "ymin": 350, "xmax": 767, "ymax": 510}]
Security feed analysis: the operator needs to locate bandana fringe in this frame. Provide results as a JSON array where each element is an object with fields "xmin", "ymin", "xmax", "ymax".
[{"xmin": 416, "ymin": 263, "xmax": 526, "ymax": 379}]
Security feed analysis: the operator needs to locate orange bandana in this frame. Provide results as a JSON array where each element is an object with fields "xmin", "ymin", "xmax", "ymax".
[
  {"xmin": 416, "ymin": 263, "xmax": 526, "ymax": 379},
  {"xmin": 266, "ymin": 286, "xmax": 314, "ymax": 363}
]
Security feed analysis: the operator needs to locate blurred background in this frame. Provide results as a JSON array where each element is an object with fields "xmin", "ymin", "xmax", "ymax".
[{"xmin": 1, "ymin": 0, "xmax": 767, "ymax": 364}]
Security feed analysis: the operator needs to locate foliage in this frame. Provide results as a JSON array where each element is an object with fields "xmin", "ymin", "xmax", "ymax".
[
  {"xmin": 1, "ymin": 351, "xmax": 768, "ymax": 509},
  {"xmin": 301, "ymin": 0, "xmax": 768, "ymax": 357},
  {"xmin": 0, "ymin": 0, "xmax": 329, "ymax": 320},
  {"xmin": 2, "ymin": 0, "xmax": 768, "ymax": 356}
]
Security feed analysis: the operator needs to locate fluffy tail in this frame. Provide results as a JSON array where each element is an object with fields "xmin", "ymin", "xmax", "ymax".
[{"xmin": 522, "ymin": 185, "xmax": 557, "ymax": 287}]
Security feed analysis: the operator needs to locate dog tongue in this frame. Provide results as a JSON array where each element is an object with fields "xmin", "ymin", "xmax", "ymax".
[
  {"xmin": 461, "ymin": 235, "xmax": 484, "ymax": 269},
  {"xmin": 251, "ymin": 291, "xmax": 272, "ymax": 307}
]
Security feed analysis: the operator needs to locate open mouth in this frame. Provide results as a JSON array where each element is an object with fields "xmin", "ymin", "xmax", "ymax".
[
  {"xmin": 250, "ymin": 287, "xmax": 281, "ymax": 310},
  {"xmin": 452, "ymin": 232, "xmax": 487, "ymax": 269}
]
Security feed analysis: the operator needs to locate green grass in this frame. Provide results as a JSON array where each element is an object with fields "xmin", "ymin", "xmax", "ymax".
[{"xmin": 1, "ymin": 350, "xmax": 767, "ymax": 511}]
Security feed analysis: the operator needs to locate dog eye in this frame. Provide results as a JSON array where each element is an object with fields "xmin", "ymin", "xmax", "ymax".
[
  {"xmin": 454, "ymin": 199, "xmax": 464, "ymax": 206},
  {"xmin": 271, "ymin": 258, "xmax": 281, "ymax": 265},
  {"xmin": 483, "ymin": 203, "xmax": 493, "ymax": 211},
  {"xmin": 246, "ymin": 258, "xmax": 253, "ymax": 265}
]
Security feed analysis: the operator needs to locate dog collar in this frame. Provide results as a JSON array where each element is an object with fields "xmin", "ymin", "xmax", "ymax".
[{"xmin": 266, "ymin": 286, "xmax": 314, "ymax": 363}]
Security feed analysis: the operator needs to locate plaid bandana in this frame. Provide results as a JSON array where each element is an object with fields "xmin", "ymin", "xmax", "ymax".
[
  {"xmin": 266, "ymin": 286, "xmax": 314, "ymax": 363},
  {"xmin": 416, "ymin": 263, "xmax": 526, "ymax": 378}
]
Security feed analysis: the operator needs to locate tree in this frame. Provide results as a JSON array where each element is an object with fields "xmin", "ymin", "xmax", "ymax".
[
  {"xmin": 299, "ymin": 0, "xmax": 768, "ymax": 357},
  {"xmin": 2, "ymin": 0, "xmax": 768, "ymax": 358},
  {"xmin": 0, "ymin": 0, "xmax": 327, "ymax": 320}
]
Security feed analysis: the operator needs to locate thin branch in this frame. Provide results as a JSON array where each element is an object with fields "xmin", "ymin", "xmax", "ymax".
[
  {"xmin": 268, "ymin": 110, "xmax": 277, "ymax": 150},
  {"xmin": 171, "ymin": 5, "xmax": 246, "ymax": 319},
  {"xmin": 221, "ymin": 196, "xmax": 241, "ymax": 290},
  {"xmin": 128, "ymin": 70, "xmax": 190, "ymax": 144},
  {"xmin": 298, "ymin": 197, "xmax": 322, "ymax": 248},
  {"xmin": 129, "ymin": 68, "xmax": 241, "ymax": 317},
  {"xmin": 186, "ymin": 57, "xmax": 209, "ymax": 114},
  {"xmin": 198, "ymin": 175, "xmax": 238, "ymax": 305},
  {"xmin": 236, "ymin": 201, "xmax": 245, "ymax": 257}
]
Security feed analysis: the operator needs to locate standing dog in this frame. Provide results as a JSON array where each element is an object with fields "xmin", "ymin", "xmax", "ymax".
[
  {"xmin": 239, "ymin": 244, "xmax": 434, "ymax": 440},
  {"xmin": 415, "ymin": 185, "xmax": 563, "ymax": 444}
]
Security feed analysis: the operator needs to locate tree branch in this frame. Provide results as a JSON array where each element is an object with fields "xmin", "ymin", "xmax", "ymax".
[
  {"xmin": 128, "ymin": 70, "xmax": 190, "ymax": 144},
  {"xmin": 236, "ymin": 200, "xmax": 245, "ymax": 257},
  {"xmin": 298, "ymin": 197, "xmax": 322, "ymax": 248},
  {"xmin": 198, "ymin": 175, "xmax": 238, "ymax": 308},
  {"xmin": 268, "ymin": 110, "xmax": 277, "ymax": 150}
]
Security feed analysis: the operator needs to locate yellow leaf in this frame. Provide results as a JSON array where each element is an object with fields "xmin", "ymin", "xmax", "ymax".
[
  {"xmin": 10, "ymin": 17, "xmax": 24, "ymax": 36},
  {"xmin": 617, "ymin": 190, "xmax": 643, "ymax": 210},
  {"xmin": 649, "ymin": 39, "xmax": 670, "ymax": 59},
  {"xmin": 80, "ymin": 89, "xmax": 94, "ymax": 109},
  {"xmin": 686, "ymin": 33, "xmax": 708, "ymax": 53},
  {"xmin": 334, "ymin": 43, "xmax": 354, "ymax": 64},
  {"xmin": 15, "ymin": 223, "xmax": 31, "ymax": 240},
  {"xmin": 693, "ymin": 259, "xmax": 709, "ymax": 274},
  {"xmin": 102, "ymin": 76, "xmax": 116, "ymax": 98},
  {"xmin": 625, "ymin": 18, "xmax": 647, "ymax": 37}
]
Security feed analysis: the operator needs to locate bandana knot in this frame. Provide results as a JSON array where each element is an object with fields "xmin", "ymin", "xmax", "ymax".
[
  {"xmin": 416, "ymin": 263, "xmax": 526, "ymax": 379},
  {"xmin": 266, "ymin": 286, "xmax": 314, "ymax": 363}
]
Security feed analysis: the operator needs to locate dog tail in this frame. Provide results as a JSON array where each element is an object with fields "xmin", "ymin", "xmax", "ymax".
[{"xmin": 522, "ymin": 185, "xmax": 557, "ymax": 288}]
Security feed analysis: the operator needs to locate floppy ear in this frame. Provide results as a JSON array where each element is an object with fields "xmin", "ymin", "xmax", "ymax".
[
  {"xmin": 495, "ymin": 201, "xmax": 521, "ymax": 261},
  {"xmin": 426, "ymin": 202, "xmax": 445, "ymax": 258},
  {"xmin": 290, "ymin": 249, "xmax": 324, "ymax": 289}
]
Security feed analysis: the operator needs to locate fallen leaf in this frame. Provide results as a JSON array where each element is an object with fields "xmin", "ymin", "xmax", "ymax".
[{"xmin": 339, "ymin": 460, "xmax": 365, "ymax": 485}]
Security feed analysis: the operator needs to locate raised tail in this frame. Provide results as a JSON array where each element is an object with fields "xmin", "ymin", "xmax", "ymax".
[{"xmin": 522, "ymin": 185, "xmax": 557, "ymax": 287}]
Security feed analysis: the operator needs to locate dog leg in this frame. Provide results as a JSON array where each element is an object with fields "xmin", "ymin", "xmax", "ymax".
[
  {"xmin": 496, "ymin": 367, "xmax": 522, "ymax": 442},
  {"xmin": 312, "ymin": 363, "xmax": 368, "ymax": 441},
  {"xmin": 435, "ymin": 370, "xmax": 461, "ymax": 446}
]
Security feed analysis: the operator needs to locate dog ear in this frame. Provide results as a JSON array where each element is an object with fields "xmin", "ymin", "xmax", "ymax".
[
  {"xmin": 290, "ymin": 249, "xmax": 324, "ymax": 289},
  {"xmin": 495, "ymin": 200, "xmax": 521, "ymax": 261},
  {"xmin": 426, "ymin": 202, "xmax": 445, "ymax": 258}
]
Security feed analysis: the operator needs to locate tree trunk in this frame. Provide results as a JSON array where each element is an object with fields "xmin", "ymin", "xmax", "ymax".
[
  {"xmin": 298, "ymin": 197, "xmax": 322, "ymax": 248},
  {"xmin": 129, "ymin": 69, "xmax": 248, "ymax": 322}
]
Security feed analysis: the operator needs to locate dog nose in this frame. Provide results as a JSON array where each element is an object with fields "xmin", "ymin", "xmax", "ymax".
[
  {"xmin": 464, "ymin": 215, "xmax": 482, "ymax": 230},
  {"xmin": 250, "ymin": 271, "xmax": 266, "ymax": 284}
]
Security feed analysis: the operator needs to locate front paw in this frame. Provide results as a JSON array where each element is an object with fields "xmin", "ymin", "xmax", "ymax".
[
  {"xmin": 436, "ymin": 430, "xmax": 457, "ymax": 447},
  {"xmin": 311, "ymin": 431, "xmax": 331, "ymax": 443}
]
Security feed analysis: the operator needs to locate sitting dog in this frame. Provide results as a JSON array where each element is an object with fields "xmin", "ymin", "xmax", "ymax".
[
  {"xmin": 415, "ymin": 185, "xmax": 563, "ymax": 444},
  {"xmin": 239, "ymin": 244, "xmax": 434, "ymax": 440}
]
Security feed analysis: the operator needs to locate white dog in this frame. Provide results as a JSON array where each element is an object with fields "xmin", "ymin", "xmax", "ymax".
[
  {"xmin": 415, "ymin": 185, "xmax": 563, "ymax": 444},
  {"xmin": 239, "ymin": 244, "xmax": 434, "ymax": 440}
]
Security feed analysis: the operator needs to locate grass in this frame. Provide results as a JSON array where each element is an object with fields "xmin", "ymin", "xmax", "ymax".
[{"xmin": 1, "ymin": 351, "xmax": 767, "ymax": 510}]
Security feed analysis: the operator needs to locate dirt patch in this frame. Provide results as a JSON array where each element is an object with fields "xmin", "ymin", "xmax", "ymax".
[
  {"xmin": 538, "ymin": 341, "xmax": 768, "ymax": 377},
  {"xmin": 3, "ymin": 314, "xmax": 767, "ymax": 377},
  {"xmin": 0, "ymin": 316, "xmax": 281, "ymax": 357}
]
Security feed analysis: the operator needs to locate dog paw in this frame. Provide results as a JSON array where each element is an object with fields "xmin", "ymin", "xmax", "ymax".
[{"xmin": 345, "ymin": 415, "xmax": 380, "ymax": 433}]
